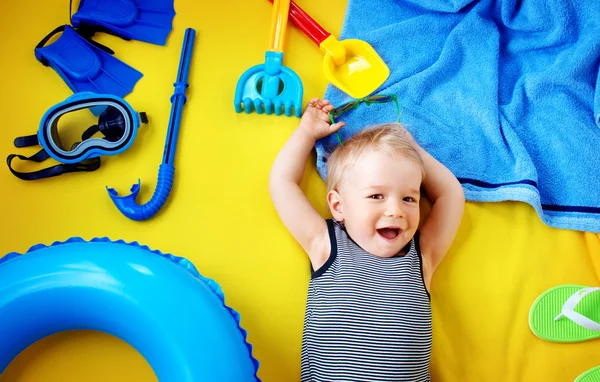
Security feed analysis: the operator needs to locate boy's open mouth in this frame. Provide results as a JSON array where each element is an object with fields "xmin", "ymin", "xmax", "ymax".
[{"xmin": 377, "ymin": 227, "xmax": 400, "ymax": 240}]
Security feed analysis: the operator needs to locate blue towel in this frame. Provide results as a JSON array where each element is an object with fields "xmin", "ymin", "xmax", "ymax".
[{"xmin": 316, "ymin": 0, "xmax": 600, "ymax": 233}]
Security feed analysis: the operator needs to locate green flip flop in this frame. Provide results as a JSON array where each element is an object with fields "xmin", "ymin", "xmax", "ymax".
[
  {"xmin": 529, "ymin": 284, "xmax": 600, "ymax": 343},
  {"xmin": 575, "ymin": 366, "xmax": 600, "ymax": 382}
]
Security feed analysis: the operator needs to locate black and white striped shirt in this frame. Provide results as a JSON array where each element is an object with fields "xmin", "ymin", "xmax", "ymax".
[{"xmin": 301, "ymin": 220, "xmax": 432, "ymax": 381}]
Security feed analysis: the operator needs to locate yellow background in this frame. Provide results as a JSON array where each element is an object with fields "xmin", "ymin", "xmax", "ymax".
[{"xmin": 0, "ymin": 0, "xmax": 599, "ymax": 381}]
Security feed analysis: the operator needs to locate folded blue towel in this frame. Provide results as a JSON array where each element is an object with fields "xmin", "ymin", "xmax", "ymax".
[{"xmin": 315, "ymin": 0, "xmax": 600, "ymax": 233}]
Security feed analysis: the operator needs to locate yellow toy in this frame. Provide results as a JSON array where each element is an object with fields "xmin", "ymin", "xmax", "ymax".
[{"xmin": 270, "ymin": 0, "xmax": 389, "ymax": 98}]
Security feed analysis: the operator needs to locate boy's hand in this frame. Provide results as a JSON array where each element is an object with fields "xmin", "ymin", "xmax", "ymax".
[{"xmin": 299, "ymin": 98, "xmax": 345, "ymax": 141}]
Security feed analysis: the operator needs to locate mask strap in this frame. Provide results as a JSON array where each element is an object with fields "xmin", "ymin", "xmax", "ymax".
[
  {"xmin": 7, "ymin": 131, "xmax": 101, "ymax": 181},
  {"xmin": 7, "ymin": 153, "xmax": 100, "ymax": 181}
]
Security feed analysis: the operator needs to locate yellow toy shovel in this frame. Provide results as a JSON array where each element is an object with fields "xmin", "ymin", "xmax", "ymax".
[{"xmin": 270, "ymin": 0, "xmax": 389, "ymax": 98}]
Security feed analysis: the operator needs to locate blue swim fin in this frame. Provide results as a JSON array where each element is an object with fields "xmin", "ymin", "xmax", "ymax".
[
  {"xmin": 35, "ymin": 25, "xmax": 143, "ymax": 115},
  {"xmin": 71, "ymin": 0, "xmax": 175, "ymax": 46}
]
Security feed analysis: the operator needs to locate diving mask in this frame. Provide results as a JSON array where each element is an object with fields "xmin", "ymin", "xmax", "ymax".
[{"xmin": 7, "ymin": 92, "xmax": 147, "ymax": 180}]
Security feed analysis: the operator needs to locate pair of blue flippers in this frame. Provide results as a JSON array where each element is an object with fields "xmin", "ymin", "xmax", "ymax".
[{"xmin": 35, "ymin": 0, "xmax": 176, "ymax": 107}]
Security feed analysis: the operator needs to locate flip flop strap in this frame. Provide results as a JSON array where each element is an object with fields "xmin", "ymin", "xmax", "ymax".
[{"xmin": 554, "ymin": 287, "xmax": 600, "ymax": 331}]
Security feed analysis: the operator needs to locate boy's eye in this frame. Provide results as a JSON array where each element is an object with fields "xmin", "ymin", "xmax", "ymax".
[
  {"xmin": 403, "ymin": 196, "xmax": 417, "ymax": 202},
  {"xmin": 369, "ymin": 194, "xmax": 384, "ymax": 200}
]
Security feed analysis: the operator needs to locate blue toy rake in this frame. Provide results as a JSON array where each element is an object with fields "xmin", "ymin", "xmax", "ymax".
[{"xmin": 234, "ymin": 0, "xmax": 303, "ymax": 117}]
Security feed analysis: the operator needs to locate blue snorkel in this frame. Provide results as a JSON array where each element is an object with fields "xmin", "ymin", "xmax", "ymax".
[{"xmin": 107, "ymin": 28, "xmax": 196, "ymax": 221}]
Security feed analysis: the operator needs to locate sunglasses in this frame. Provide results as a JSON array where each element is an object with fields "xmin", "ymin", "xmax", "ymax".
[{"xmin": 329, "ymin": 94, "xmax": 401, "ymax": 145}]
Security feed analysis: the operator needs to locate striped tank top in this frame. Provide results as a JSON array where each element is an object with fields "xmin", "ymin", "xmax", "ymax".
[{"xmin": 301, "ymin": 220, "xmax": 432, "ymax": 381}]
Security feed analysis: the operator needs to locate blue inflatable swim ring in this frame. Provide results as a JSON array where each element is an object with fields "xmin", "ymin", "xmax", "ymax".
[{"xmin": 0, "ymin": 238, "xmax": 260, "ymax": 381}]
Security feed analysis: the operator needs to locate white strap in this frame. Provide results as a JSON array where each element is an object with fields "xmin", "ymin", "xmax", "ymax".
[{"xmin": 554, "ymin": 287, "xmax": 600, "ymax": 331}]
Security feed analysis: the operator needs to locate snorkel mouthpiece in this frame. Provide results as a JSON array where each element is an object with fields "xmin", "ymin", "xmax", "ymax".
[{"xmin": 107, "ymin": 164, "xmax": 174, "ymax": 221}]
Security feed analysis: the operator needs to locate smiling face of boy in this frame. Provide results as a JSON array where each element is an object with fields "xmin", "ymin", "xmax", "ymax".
[{"xmin": 327, "ymin": 149, "xmax": 422, "ymax": 258}]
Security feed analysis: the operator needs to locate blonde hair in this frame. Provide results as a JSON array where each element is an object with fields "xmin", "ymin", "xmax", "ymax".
[{"xmin": 326, "ymin": 123, "xmax": 425, "ymax": 192}]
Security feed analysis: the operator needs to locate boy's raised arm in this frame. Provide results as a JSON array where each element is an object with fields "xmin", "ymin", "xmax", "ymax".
[
  {"xmin": 269, "ymin": 99, "xmax": 345, "ymax": 269},
  {"xmin": 404, "ymin": 130, "xmax": 465, "ymax": 272}
]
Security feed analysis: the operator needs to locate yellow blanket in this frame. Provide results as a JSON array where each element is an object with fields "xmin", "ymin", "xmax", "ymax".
[{"xmin": 0, "ymin": 0, "xmax": 598, "ymax": 381}]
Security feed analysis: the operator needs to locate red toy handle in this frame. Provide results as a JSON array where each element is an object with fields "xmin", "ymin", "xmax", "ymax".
[{"xmin": 268, "ymin": 0, "xmax": 331, "ymax": 46}]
